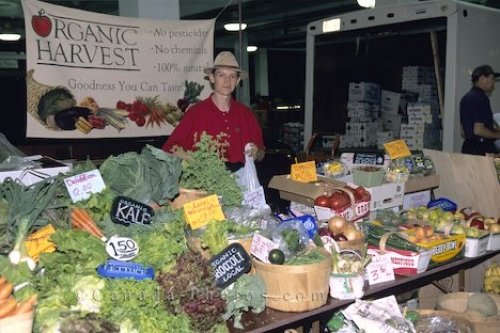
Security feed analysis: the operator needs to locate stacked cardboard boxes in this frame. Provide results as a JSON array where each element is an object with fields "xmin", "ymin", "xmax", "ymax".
[{"xmin": 341, "ymin": 82, "xmax": 381, "ymax": 148}]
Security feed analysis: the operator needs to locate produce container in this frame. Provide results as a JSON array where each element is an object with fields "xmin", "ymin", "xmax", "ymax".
[
  {"xmin": 0, "ymin": 310, "xmax": 34, "ymax": 333},
  {"xmin": 329, "ymin": 273, "xmax": 365, "ymax": 300},
  {"xmin": 487, "ymin": 232, "xmax": 500, "ymax": 251},
  {"xmin": 464, "ymin": 234, "xmax": 489, "ymax": 258},
  {"xmin": 351, "ymin": 166, "xmax": 385, "ymax": 188},
  {"xmin": 252, "ymin": 251, "xmax": 332, "ymax": 312},
  {"xmin": 436, "ymin": 292, "xmax": 500, "ymax": 333}
]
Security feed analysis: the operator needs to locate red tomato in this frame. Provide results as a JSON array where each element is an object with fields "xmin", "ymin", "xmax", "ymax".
[
  {"xmin": 314, "ymin": 195, "xmax": 330, "ymax": 207},
  {"xmin": 329, "ymin": 194, "xmax": 349, "ymax": 210},
  {"xmin": 354, "ymin": 186, "xmax": 366, "ymax": 200}
]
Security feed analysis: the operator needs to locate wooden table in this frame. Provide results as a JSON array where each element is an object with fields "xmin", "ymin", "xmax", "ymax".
[{"xmin": 227, "ymin": 250, "xmax": 500, "ymax": 333}]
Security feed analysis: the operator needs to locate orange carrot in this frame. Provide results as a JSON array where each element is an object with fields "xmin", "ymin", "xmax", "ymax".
[
  {"xmin": 0, "ymin": 276, "xmax": 6, "ymax": 287},
  {"xmin": 0, "ymin": 282, "xmax": 13, "ymax": 301},
  {"xmin": 71, "ymin": 208, "xmax": 106, "ymax": 240},
  {"xmin": 0, "ymin": 296, "xmax": 17, "ymax": 318}
]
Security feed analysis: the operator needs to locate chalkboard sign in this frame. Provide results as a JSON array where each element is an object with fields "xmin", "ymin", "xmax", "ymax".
[
  {"xmin": 209, "ymin": 243, "xmax": 251, "ymax": 289},
  {"xmin": 110, "ymin": 196, "xmax": 155, "ymax": 226},
  {"xmin": 353, "ymin": 152, "xmax": 385, "ymax": 166}
]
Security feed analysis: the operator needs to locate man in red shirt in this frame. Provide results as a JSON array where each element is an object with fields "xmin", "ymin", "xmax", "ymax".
[{"xmin": 162, "ymin": 51, "xmax": 265, "ymax": 171}]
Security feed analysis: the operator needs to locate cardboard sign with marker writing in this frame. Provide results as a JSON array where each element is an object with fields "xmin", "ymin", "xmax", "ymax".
[
  {"xmin": 384, "ymin": 139, "xmax": 412, "ymax": 160},
  {"xmin": 291, "ymin": 160, "xmax": 317, "ymax": 183},
  {"xmin": 183, "ymin": 194, "xmax": 225, "ymax": 229}
]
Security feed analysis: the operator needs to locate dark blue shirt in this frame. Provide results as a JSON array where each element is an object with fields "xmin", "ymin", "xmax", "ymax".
[{"xmin": 460, "ymin": 86, "xmax": 494, "ymax": 140}]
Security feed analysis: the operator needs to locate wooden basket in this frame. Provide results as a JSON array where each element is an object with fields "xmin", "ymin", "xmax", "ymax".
[
  {"xmin": 170, "ymin": 188, "xmax": 208, "ymax": 209},
  {"xmin": 416, "ymin": 309, "xmax": 473, "ymax": 333},
  {"xmin": 252, "ymin": 251, "xmax": 332, "ymax": 312},
  {"xmin": 436, "ymin": 292, "xmax": 500, "ymax": 333}
]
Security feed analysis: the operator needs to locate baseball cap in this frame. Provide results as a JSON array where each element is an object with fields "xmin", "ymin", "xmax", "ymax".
[{"xmin": 471, "ymin": 64, "xmax": 500, "ymax": 82}]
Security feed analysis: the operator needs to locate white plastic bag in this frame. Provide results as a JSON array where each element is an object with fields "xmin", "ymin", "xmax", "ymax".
[{"xmin": 237, "ymin": 153, "xmax": 261, "ymax": 192}]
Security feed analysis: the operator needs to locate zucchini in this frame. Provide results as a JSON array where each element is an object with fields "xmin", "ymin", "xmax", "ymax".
[{"xmin": 366, "ymin": 224, "xmax": 423, "ymax": 252}]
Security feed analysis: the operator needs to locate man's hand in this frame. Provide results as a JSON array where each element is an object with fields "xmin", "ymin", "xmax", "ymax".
[{"xmin": 245, "ymin": 143, "xmax": 265, "ymax": 161}]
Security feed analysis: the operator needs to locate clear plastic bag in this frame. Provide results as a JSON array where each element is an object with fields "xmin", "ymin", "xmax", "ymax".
[
  {"xmin": 237, "ymin": 153, "xmax": 261, "ymax": 192},
  {"xmin": 0, "ymin": 132, "xmax": 26, "ymax": 164}
]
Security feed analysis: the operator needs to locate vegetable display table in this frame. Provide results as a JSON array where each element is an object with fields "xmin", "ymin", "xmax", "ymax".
[{"xmin": 228, "ymin": 250, "xmax": 500, "ymax": 333}]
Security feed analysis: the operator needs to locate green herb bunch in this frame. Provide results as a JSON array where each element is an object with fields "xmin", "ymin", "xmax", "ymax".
[{"xmin": 179, "ymin": 132, "xmax": 243, "ymax": 207}]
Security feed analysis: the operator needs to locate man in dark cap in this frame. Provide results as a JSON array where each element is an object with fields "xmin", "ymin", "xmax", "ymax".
[{"xmin": 459, "ymin": 64, "xmax": 500, "ymax": 155}]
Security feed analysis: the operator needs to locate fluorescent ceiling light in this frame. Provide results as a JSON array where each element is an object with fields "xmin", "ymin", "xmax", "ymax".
[
  {"xmin": 357, "ymin": 0, "xmax": 376, "ymax": 8},
  {"xmin": 323, "ymin": 18, "xmax": 341, "ymax": 33},
  {"xmin": 224, "ymin": 23, "xmax": 247, "ymax": 31},
  {"xmin": 0, "ymin": 33, "xmax": 21, "ymax": 41},
  {"xmin": 247, "ymin": 45, "xmax": 258, "ymax": 52}
]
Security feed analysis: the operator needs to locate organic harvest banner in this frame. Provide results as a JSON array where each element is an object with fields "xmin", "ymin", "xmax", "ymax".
[{"xmin": 22, "ymin": 0, "xmax": 214, "ymax": 138}]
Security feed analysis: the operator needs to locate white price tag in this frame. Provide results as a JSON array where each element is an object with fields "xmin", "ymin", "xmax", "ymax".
[
  {"xmin": 105, "ymin": 236, "xmax": 139, "ymax": 261},
  {"xmin": 250, "ymin": 233, "xmax": 277, "ymax": 263},
  {"xmin": 64, "ymin": 169, "xmax": 106, "ymax": 202},
  {"xmin": 367, "ymin": 254, "xmax": 395, "ymax": 285},
  {"xmin": 242, "ymin": 186, "xmax": 267, "ymax": 208}
]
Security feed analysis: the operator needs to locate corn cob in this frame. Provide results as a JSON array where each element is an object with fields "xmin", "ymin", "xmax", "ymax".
[{"xmin": 76, "ymin": 116, "xmax": 92, "ymax": 134}]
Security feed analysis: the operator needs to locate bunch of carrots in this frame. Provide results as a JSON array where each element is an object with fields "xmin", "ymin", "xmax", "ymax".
[
  {"xmin": 0, "ymin": 276, "xmax": 37, "ymax": 320},
  {"xmin": 70, "ymin": 207, "xmax": 107, "ymax": 242}
]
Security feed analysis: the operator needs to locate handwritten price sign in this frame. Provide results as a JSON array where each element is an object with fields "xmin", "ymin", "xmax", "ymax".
[
  {"xmin": 367, "ymin": 254, "xmax": 395, "ymax": 285},
  {"xmin": 64, "ymin": 169, "xmax": 106, "ymax": 202},
  {"xmin": 290, "ymin": 161, "xmax": 317, "ymax": 183},
  {"xmin": 383, "ymin": 139, "xmax": 412, "ymax": 160},
  {"xmin": 183, "ymin": 194, "xmax": 225, "ymax": 229}
]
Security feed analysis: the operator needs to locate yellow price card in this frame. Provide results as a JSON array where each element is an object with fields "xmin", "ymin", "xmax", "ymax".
[
  {"xmin": 25, "ymin": 224, "xmax": 57, "ymax": 262},
  {"xmin": 183, "ymin": 194, "xmax": 225, "ymax": 230},
  {"xmin": 384, "ymin": 139, "xmax": 412, "ymax": 160},
  {"xmin": 290, "ymin": 160, "xmax": 318, "ymax": 183}
]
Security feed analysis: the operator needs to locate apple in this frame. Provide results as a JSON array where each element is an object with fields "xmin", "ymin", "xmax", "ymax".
[
  {"xmin": 32, "ymin": 9, "xmax": 52, "ymax": 37},
  {"xmin": 469, "ymin": 218, "xmax": 485, "ymax": 230}
]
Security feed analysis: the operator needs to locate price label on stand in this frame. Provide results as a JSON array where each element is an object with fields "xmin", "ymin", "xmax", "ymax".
[
  {"xmin": 106, "ymin": 236, "xmax": 139, "ymax": 261},
  {"xmin": 64, "ymin": 169, "xmax": 106, "ymax": 202},
  {"xmin": 290, "ymin": 160, "xmax": 317, "ymax": 182},
  {"xmin": 383, "ymin": 139, "xmax": 412, "ymax": 160},
  {"xmin": 367, "ymin": 254, "xmax": 395, "ymax": 285},
  {"xmin": 183, "ymin": 194, "xmax": 225, "ymax": 229}
]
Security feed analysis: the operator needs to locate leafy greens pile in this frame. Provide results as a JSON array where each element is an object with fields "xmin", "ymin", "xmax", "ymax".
[
  {"xmin": 99, "ymin": 144, "xmax": 182, "ymax": 206},
  {"xmin": 179, "ymin": 133, "xmax": 243, "ymax": 207}
]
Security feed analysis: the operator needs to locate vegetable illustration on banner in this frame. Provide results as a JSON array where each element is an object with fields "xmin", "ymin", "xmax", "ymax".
[{"xmin": 22, "ymin": 0, "xmax": 214, "ymax": 139}]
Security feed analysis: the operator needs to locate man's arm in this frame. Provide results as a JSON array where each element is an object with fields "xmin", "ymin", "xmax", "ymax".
[{"xmin": 473, "ymin": 123, "xmax": 500, "ymax": 139}]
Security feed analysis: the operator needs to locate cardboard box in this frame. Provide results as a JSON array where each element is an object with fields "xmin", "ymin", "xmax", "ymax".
[
  {"xmin": 405, "ymin": 174, "xmax": 440, "ymax": 193},
  {"xmin": 380, "ymin": 90, "xmax": 401, "ymax": 114},
  {"xmin": 365, "ymin": 182, "xmax": 405, "ymax": 211},
  {"xmin": 367, "ymin": 247, "xmax": 433, "ymax": 276},
  {"xmin": 464, "ymin": 234, "xmax": 489, "ymax": 257},
  {"xmin": 348, "ymin": 81, "xmax": 381, "ymax": 104},
  {"xmin": 403, "ymin": 190, "xmax": 432, "ymax": 209},
  {"xmin": 268, "ymin": 175, "xmax": 346, "ymax": 206},
  {"xmin": 0, "ymin": 156, "xmax": 71, "ymax": 185}
]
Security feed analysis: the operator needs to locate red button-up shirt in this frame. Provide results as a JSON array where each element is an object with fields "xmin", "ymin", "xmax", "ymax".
[{"xmin": 162, "ymin": 95, "xmax": 264, "ymax": 164}]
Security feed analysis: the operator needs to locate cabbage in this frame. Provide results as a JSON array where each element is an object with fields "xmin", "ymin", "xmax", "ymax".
[{"xmin": 99, "ymin": 145, "xmax": 182, "ymax": 206}]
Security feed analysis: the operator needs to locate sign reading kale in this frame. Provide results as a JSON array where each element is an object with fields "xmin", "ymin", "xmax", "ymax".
[
  {"xmin": 353, "ymin": 152, "xmax": 385, "ymax": 166},
  {"xmin": 209, "ymin": 243, "xmax": 251, "ymax": 289},
  {"xmin": 111, "ymin": 196, "xmax": 154, "ymax": 226}
]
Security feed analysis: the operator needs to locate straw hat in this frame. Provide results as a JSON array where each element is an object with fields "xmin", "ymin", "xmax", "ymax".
[{"xmin": 203, "ymin": 51, "xmax": 248, "ymax": 79}]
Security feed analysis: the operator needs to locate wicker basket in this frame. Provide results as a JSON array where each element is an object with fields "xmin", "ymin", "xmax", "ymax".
[
  {"xmin": 416, "ymin": 309, "xmax": 473, "ymax": 333},
  {"xmin": 436, "ymin": 292, "xmax": 500, "ymax": 333},
  {"xmin": 170, "ymin": 188, "xmax": 208, "ymax": 209},
  {"xmin": 252, "ymin": 250, "xmax": 332, "ymax": 312}
]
